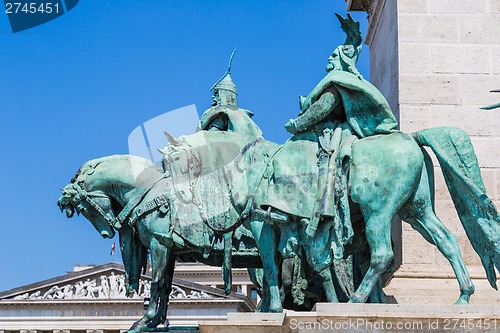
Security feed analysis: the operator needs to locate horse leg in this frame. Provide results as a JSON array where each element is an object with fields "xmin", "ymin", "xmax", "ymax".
[
  {"xmin": 399, "ymin": 150, "xmax": 475, "ymax": 304},
  {"xmin": 260, "ymin": 273, "xmax": 271, "ymax": 312},
  {"xmin": 277, "ymin": 221, "xmax": 300, "ymax": 259},
  {"xmin": 149, "ymin": 252, "xmax": 176, "ymax": 327},
  {"xmin": 249, "ymin": 218, "xmax": 282, "ymax": 312},
  {"xmin": 247, "ymin": 268, "xmax": 268, "ymax": 312},
  {"xmin": 405, "ymin": 214, "xmax": 474, "ymax": 304},
  {"xmin": 349, "ymin": 211, "xmax": 394, "ymax": 303},
  {"xmin": 369, "ymin": 278, "xmax": 386, "ymax": 303},
  {"xmin": 319, "ymin": 267, "xmax": 339, "ymax": 302},
  {"xmin": 129, "ymin": 239, "xmax": 169, "ymax": 331},
  {"xmin": 357, "ymin": 248, "xmax": 386, "ymax": 303}
]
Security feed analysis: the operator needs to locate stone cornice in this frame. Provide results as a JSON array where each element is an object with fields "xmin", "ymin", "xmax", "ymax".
[{"xmin": 346, "ymin": 0, "xmax": 386, "ymax": 47}]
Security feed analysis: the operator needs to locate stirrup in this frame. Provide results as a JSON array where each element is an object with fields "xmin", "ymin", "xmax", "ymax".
[{"xmin": 254, "ymin": 207, "xmax": 288, "ymax": 223}]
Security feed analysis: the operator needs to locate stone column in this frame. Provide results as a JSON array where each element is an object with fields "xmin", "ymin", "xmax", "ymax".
[
  {"xmin": 241, "ymin": 284, "xmax": 248, "ymax": 296},
  {"xmin": 348, "ymin": 0, "xmax": 500, "ymax": 304}
]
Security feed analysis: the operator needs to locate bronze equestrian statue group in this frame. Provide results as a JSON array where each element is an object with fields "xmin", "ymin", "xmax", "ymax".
[{"xmin": 57, "ymin": 14, "xmax": 500, "ymax": 332}]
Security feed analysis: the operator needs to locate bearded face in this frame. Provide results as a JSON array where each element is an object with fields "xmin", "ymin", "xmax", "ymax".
[{"xmin": 326, "ymin": 47, "xmax": 342, "ymax": 72}]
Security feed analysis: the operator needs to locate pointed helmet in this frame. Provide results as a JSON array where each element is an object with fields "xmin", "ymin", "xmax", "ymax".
[{"xmin": 210, "ymin": 48, "xmax": 238, "ymax": 107}]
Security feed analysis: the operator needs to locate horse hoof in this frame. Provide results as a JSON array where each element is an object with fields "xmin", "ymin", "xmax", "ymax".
[
  {"xmin": 127, "ymin": 322, "xmax": 145, "ymax": 333},
  {"xmin": 349, "ymin": 293, "xmax": 364, "ymax": 303},
  {"xmin": 454, "ymin": 298, "xmax": 470, "ymax": 305},
  {"xmin": 269, "ymin": 304, "xmax": 283, "ymax": 313},
  {"xmin": 147, "ymin": 321, "xmax": 160, "ymax": 329}
]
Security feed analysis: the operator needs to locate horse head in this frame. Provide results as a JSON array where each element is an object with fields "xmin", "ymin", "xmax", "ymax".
[
  {"xmin": 58, "ymin": 164, "xmax": 117, "ymax": 239},
  {"xmin": 160, "ymin": 132, "xmax": 201, "ymax": 204},
  {"xmin": 59, "ymin": 155, "xmax": 161, "ymax": 298}
]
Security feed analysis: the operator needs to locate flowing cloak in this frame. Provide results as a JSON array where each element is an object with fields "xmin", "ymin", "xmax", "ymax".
[
  {"xmin": 197, "ymin": 105, "xmax": 263, "ymax": 138},
  {"xmin": 301, "ymin": 70, "xmax": 399, "ymax": 138},
  {"xmin": 261, "ymin": 70, "xmax": 400, "ymax": 219}
]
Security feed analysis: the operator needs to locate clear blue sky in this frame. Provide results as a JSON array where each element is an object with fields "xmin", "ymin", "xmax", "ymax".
[{"xmin": 0, "ymin": 1, "xmax": 370, "ymax": 291}]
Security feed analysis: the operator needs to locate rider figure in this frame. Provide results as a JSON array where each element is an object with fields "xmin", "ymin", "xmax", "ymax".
[
  {"xmin": 285, "ymin": 14, "xmax": 398, "ymax": 138},
  {"xmin": 196, "ymin": 50, "xmax": 264, "ymax": 297},
  {"xmin": 197, "ymin": 49, "xmax": 263, "ymax": 138},
  {"xmin": 284, "ymin": 14, "xmax": 399, "ymax": 243}
]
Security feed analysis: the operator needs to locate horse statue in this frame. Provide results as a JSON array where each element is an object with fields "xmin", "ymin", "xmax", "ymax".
[
  {"xmin": 58, "ymin": 126, "xmax": 500, "ymax": 331},
  {"xmin": 57, "ymin": 132, "xmax": 293, "ymax": 331}
]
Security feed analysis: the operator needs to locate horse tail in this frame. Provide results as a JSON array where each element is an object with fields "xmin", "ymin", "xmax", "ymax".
[{"xmin": 412, "ymin": 126, "xmax": 500, "ymax": 289}]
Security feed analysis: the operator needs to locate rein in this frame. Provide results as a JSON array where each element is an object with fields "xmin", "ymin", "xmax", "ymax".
[
  {"xmin": 71, "ymin": 172, "xmax": 168, "ymax": 230},
  {"xmin": 69, "ymin": 181, "xmax": 119, "ymax": 228},
  {"xmin": 112, "ymin": 174, "xmax": 168, "ymax": 228}
]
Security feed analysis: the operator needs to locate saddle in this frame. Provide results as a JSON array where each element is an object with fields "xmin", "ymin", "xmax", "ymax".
[{"xmin": 258, "ymin": 121, "xmax": 357, "ymax": 259}]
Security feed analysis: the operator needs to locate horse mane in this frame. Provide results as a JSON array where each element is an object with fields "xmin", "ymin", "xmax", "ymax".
[
  {"xmin": 70, "ymin": 158, "xmax": 102, "ymax": 183},
  {"xmin": 70, "ymin": 169, "xmax": 81, "ymax": 183}
]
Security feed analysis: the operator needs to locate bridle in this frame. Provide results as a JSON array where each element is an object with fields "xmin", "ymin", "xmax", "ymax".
[
  {"xmin": 66, "ymin": 180, "xmax": 121, "ymax": 228},
  {"xmin": 65, "ymin": 164, "xmax": 169, "ymax": 230}
]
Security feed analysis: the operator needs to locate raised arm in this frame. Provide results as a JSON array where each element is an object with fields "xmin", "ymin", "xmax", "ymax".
[{"xmin": 285, "ymin": 87, "xmax": 341, "ymax": 134}]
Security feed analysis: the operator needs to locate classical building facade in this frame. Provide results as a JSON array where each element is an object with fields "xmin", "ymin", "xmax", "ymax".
[
  {"xmin": 347, "ymin": 0, "xmax": 500, "ymax": 304},
  {"xmin": 0, "ymin": 263, "xmax": 254, "ymax": 332}
]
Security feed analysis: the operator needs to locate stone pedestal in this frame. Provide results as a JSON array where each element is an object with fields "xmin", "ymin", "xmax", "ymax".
[
  {"xmin": 199, "ymin": 313, "xmax": 285, "ymax": 333},
  {"xmin": 199, "ymin": 304, "xmax": 500, "ymax": 333},
  {"xmin": 384, "ymin": 266, "xmax": 500, "ymax": 305}
]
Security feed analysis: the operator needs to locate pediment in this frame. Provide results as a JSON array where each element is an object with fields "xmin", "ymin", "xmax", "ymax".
[{"xmin": 0, "ymin": 262, "xmax": 228, "ymax": 301}]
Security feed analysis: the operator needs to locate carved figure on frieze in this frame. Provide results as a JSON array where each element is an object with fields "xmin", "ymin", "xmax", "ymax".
[
  {"xmin": 87, "ymin": 279, "xmax": 103, "ymax": 299},
  {"xmin": 28, "ymin": 291, "xmax": 41, "ymax": 299},
  {"xmin": 139, "ymin": 279, "xmax": 151, "ymax": 298},
  {"xmin": 43, "ymin": 285, "xmax": 64, "ymax": 299},
  {"xmin": 13, "ymin": 293, "xmax": 28, "ymax": 300},
  {"xmin": 74, "ymin": 281, "xmax": 84, "ymax": 298},
  {"xmin": 79, "ymin": 279, "xmax": 93, "ymax": 298},
  {"xmin": 188, "ymin": 290, "xmax": 211, "ymax": 299},
  {"xmin": 62, "ymin": 284, "xmax": 74, "ymax": 299},
  {"xmin": 169, "ymin": 285, "xmax": 187, "ymax": 299},
  {"xmin": 108, "ymin": 272, "xmax": 119, "ymax": 298},
  {"xmin": 99, "ymin": 275, "xmax": 109, "ymax": 298},
  {"xmin": 117, "ymin": 274, "xmax": 128, "ymax": 297}
]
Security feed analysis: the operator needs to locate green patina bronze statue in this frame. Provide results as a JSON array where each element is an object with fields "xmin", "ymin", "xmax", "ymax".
[
  {"xmin": 57, "ymin": 13, "xmax": 500, "ymax": 333},
  {"xmin": 197, "ymin": 48, "xmax": 263, "ymax": 138}
]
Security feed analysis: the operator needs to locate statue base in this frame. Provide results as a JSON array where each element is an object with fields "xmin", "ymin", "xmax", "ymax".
[{"xmin": 199, "ymin": 304, "xmax": 500, "ymax": 333}]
